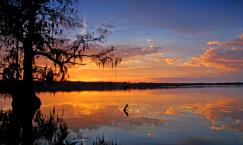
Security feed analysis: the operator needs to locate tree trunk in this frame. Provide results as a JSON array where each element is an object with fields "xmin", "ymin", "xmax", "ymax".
[
  {"xmin": 11, "ymin": 38, "xmax": 38, "ymax": 145},
  {"xmin": 21, "ymin": 38, "xmax": 34, "ymax": 145},
  {"xmin": 11, "ymin": 2, "xmax": 41, "ymax": 144}
]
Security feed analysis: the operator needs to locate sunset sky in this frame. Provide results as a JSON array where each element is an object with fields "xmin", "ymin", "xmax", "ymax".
[{"xmin": 68, "ymin": 0, "xmax": 243, "ymax": 82}]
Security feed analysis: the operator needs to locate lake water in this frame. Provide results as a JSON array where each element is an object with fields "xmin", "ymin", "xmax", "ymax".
[{"xmin": 1, "ymin": 87, "xmax": 243, "ymax": 145}]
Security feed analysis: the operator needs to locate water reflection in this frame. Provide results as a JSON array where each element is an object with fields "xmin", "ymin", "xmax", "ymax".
[
  {"xmin": 35, "ymin": 88, "xmax": 243, "ymax": 145},
  {"xmin": 0, "ymin": 94, "xmax": 12, "ymax": 111},
  {"xmin": 1, "ymin": 87, "xmax": 243, "ymax": 145},
  {"xmin": 179, "ymin": 99, "xmax": 243, "ymax": 132}
]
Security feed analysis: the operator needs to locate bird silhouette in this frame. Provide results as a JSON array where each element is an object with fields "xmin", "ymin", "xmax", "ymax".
[{"xmin": 123, "ymin": 104, "xmax": 129, "ymax": 117}]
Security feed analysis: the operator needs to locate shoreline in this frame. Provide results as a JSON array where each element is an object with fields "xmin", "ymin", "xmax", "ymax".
[{"xmin": 0, "ymin": 80, "xmax": 242, "ymax": 93}]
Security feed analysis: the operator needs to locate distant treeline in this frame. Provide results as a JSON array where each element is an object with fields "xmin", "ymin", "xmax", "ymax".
[{"xmin": 0, "ymin": 80, "xmax": 243, "ymax": 93}]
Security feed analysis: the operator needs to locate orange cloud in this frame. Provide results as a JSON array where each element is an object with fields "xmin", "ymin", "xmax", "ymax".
[
  {"xmin": 240, "ymin": 33, "xmax": 243, "ymax": 39},
  {"xmin": 161, "ymin": 57, "xmax": 181, "ymax": 64},
  {"xmin": 207, "ymin": 41, "xmax": 222, "ymax": 46},
  {"xmin": 184, "ymin": 48, "xmax": 233, "ymax": 71},
  {"xmin": 184, "ymin": 34, "xmax": 243, "ymax": 72}
]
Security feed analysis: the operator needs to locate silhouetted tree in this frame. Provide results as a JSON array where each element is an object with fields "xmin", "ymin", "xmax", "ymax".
[{"xmin": 0, "ymin": 0, "xmax": 120, "ymax": 144}]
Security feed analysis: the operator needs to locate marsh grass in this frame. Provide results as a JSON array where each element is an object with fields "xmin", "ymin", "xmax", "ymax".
[
  {"xmin": 93, "ymin": 136, "xmax": 118, "ymax": 145},
  {"xmin": 0, "ymin": 108, "xmax": 118, "ymax": 145},
  {"xmin": 32, "ymin": 108, "xmax": 71, "ymax": 145}
]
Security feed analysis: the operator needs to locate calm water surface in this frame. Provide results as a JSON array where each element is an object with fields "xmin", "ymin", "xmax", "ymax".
[{"xmin": 1, "ymin": 87, "xmax": 243, "ymax": 145}]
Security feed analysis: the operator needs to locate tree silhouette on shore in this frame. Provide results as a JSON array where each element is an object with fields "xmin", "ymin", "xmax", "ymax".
[{"xmin": 0, "ymin": 0, "xmax": 120, "ymax": 144}]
